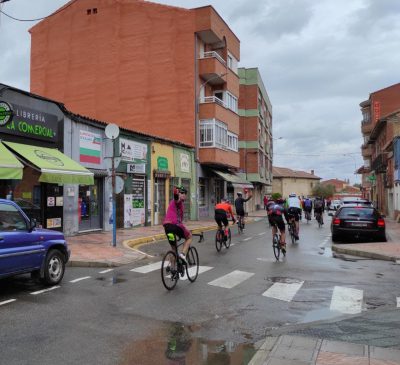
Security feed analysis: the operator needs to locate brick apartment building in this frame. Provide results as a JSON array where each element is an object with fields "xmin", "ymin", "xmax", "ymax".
[
  {"xmin": 29, "ymin": 0, "xmax": 257, "ymax": 218},
  {"xmin": 358, "ymin": 82, "xmax": 400, "ymax": 217},
  {"xmin": 320, "ymin": 178, "xmax": 361, "ymax": 199},
  {"xmin": 237, "ymin": 68, "xmax": 273, "ymax": 211}
]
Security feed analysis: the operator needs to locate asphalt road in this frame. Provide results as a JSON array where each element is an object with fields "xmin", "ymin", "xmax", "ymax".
[{"xmin": 1, "ymin": 214, "xmax": 399, "ymax": 364}]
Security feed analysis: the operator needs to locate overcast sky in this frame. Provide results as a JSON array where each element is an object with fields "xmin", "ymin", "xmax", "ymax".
[{"xmin": 1, "ymin": 0, "xmax": 399, "ymax": 184}]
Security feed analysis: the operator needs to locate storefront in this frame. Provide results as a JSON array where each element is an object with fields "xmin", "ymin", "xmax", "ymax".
[
  {"xmin": 117, "ymin": 136, "xmax": 150, "ymax": 228},
  {"xmin": 0, "ymin": 85, "xmax": 93, "ymax": 232}
]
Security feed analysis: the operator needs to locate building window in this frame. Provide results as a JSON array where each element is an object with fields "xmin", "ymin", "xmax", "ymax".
[
  {"xmin": 198, "ymin": 178, "xmax": 207, "ymax": 207},
  {"xmin": 227, "ymin": 51, "xmax": 238, "ymax": 74},
  {"xmin": 199, "ymin": 120, "xmax": 214, "ymax": 147},
  {"xmin": 200, "ymin": 119, "xmax": 235, "ymax": 151},
  {"xmin": 225, "ymin": 91, "xmax": 238, "ymax": 114},
  {"xmin": 227, "ymin": 132, "xmax": 238, "ymax": 152}
]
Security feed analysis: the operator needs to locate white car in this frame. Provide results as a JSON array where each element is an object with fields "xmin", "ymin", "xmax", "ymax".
[{"xmin": 331, "ymin": 200, "xmax": 341, "ymax": 210}]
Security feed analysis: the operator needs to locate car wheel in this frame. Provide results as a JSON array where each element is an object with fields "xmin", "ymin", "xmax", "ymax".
[{"xmin": 41, "ymin": 249, "xmax": 65, "ymax": 286}]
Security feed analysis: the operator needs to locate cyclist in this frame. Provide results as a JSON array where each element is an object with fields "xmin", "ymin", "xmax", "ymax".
[
  {"xmin": 214, "ymin": 197, "xmax": 236, "ymax": 239},
  {"xmin": 163, "ymin": 185, "xmax": 191, "ymax": 262},
  {"xmin": 314, "ymin": 196, "xmax": 324, "ymax": 225},
  {"xmin": 267, "ymin": 198, "xmax": 287, "ymax": 254},
  {"xmin": 303, "ymin": 197, "xmax": 313, "ymax": 221},
  {"xmin": 287, "ymin": 192, "xmax": 301, "ymax": 240},
  {"xmin": 234, "ymin": 189, "xmax": 252, "ymax": 230}
]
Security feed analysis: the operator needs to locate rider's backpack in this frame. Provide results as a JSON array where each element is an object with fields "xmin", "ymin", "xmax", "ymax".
[
  {"xmin": 314, "ymin": 199, "xmax": 323, "ymax": 209},
  {"xmin": 304, "ymin": 199, "xmax": 312, "ymax": 209}
]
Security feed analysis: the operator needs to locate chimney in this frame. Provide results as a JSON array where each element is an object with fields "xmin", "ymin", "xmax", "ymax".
[{"xmin": 311, "ymin": 170, "xmax": 314, "ymax": 175}]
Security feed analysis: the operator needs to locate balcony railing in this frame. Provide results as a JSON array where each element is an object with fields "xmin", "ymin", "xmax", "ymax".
[
  {"xmin": 371, "ymin": 153, "xmax": 387, "ymax": 173},
  {"xmin": 201, "ymin": 51, "xmax": 226, "ymax": 66},
  {"xmin": 201, "ymin": 96, "xmax": 226, "ymax": 107}
]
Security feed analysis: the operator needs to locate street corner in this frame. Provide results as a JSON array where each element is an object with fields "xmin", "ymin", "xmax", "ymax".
[
  {"xmin": 331, "ymin": 243, "xmax": 397, "ymax": 262},
  {"xmin": 123, "ymin": 234, "xmax": 166, "ymax": 251}
]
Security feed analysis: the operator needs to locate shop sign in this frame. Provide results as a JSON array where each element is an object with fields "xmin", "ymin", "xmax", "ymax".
[
  {"xmin": 180, "ymin": 153, "xmax": 190, "ymax": 173},
  {"xmin": 1, "ymin": 104, "xmax": 59, "ymax": 142},
  {"xmin": 79, "ymin": 130, "xmax": 101, "ymax": 164},
  {"xmin": 124, "ymin": 179, "xmax": 145, "ymax": 227},
  {"xmin": 47, "ymin": 218, "xmax": 62, "ymax": 229},
  {"xmin": 0, "ymin": 101, "xmax": 14, "ymax": 126},
  {"xmin": 127, "ymin": 163, "xmax": 146, "ymax": 174},
  {"xmin": 120, "ymin": 138, "xmax": 147, "ymax": 162},
  {"xmin": 157, "ymin": 156, "xmax": 168, "ymax": 170},
  {"xmin": 373, "ymin": 101, "xmax": 381, "ymax": 122}
]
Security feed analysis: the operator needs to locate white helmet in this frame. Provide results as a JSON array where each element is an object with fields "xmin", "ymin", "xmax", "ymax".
[{"xmin": 289, "ymin": 192, "xmax": 297, "ymax": 197}]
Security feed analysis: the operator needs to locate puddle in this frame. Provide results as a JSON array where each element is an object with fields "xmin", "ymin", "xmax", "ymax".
[
  {"xmin": 301, "ymin": 308, "xmax": 343, "ymax": 323},
  {"xmin": 96, "ymin": 275, "xmax": 126, "ymax": 285},
  {"xmin": 266, "ymin": 277, "xmax": 302, "ymax": 284},
  {"xmin": 119, "ymin": 322, "xmax": 256, "ymax": 365}
]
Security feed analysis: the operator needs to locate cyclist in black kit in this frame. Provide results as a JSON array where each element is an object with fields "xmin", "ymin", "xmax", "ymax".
[{"xmin": 234, "ymin": 189, "xmax": 252, "ymax": 230}]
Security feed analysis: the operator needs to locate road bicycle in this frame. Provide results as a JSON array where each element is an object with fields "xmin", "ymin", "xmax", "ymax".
[
  {"xmin": 304, "ymin": 210, "xmax": 311, "ymax": 223},
  {"xmin": 237, "ymin": 215, "xmax": 244, "ymax": 234},
  {"xmin": 271, "ymin": 221, "xmax": 286, "ymax": 260},
  {"xmin": 161, "ymin": 231, "xmax": 203, "ymax": 291},
  {"xmin": 316, "ymin": 212, "xmax": 323, "ymax": 228},
  {"xmin": 215, "ymin": 224, "xmax": 231, "ymax": 252},
  {"xmin": 287, "ymin": 216, "xmax": 297, "ymax": 244}
]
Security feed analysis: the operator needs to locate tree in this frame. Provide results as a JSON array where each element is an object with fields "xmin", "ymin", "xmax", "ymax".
[
  {"xmin": 271, "ymin": 192, "xmax": 282, "ymax": 200},
  {"xmin": 312, "ymin": 183, "xmax": 335, "ymax": 199}
]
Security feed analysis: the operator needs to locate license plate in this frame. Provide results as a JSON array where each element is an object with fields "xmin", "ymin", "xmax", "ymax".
[{"xmin": 351, "ymin": 222, "xmax": 368, "ymax": 227}]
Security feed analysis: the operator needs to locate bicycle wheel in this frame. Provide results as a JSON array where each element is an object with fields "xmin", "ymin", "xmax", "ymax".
[
  {"xmin": 186, "ymin": 246, "xmax": 199, "ymax": 282},
  {"xmin": 224, "ymin": 228, "xmax": 231, "ymax": 248},
  {"xmin": 272, "ymin": 234, "xmax": 280, "ymax": 260},
  {"xmin": 161, "ymin": 250, "xmax": 178, "ymax": 290},
  {"xmin": 290, "ymin": 224, "xmax": 296, "ymax": 244},
  {"xmin": 215, "ymin": 230, "xmax": 222, "ymax": 252}
]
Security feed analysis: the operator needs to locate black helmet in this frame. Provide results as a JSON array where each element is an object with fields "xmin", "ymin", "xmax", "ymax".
[{"xmin": 175, "ymin": 185, "xmax": 187, "ymax": 194}]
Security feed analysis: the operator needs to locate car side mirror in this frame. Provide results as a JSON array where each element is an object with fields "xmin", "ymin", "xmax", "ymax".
[{"xmin": 29, "ymin": 218, "xmax": 37, "ymax": 232}]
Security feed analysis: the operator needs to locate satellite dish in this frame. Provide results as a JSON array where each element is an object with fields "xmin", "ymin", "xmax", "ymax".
[{"xmin": 105, "ymin": 123, "xmax": 120, "ymax": 140}]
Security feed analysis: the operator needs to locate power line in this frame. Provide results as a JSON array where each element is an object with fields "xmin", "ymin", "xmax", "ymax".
[
  {"xmin": 275, "ymin": 152, "xmax": 360, "ymax": 157},
  {"xmin": 0, "ymin": 0, "xmax": 78, "ymax": 22}
]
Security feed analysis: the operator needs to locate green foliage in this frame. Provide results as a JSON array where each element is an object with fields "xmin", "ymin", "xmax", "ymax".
[
  {"xmin": 312, "ymin": 184, "xmax": 335, "ymax": 199},
  {"xmin": 271, "ymin": 193, "xmax": 282, "ymax": 200}
]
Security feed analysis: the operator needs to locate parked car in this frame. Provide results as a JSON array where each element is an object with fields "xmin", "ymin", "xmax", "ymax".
[
  {"xmin": 14, "ymin": 198, "xmax": 42, "ymax": 227},
  {"xmin": 330, "ymin": 204, "xmax": 386, "ymax": 243},
  {"xmin": 340, "ymin": 197, "xmax": 372, "ymax": 207},
  {"xmin": 330, "ymin": 200, "xmax": 341, "ymax": 210},
  {"xmin": 0, "ymin": 199, "xmax": 69, "ymax": 285}
]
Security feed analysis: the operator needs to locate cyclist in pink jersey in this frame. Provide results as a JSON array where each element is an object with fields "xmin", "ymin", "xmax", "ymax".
[{"xmin": 163, "ymin": 186, "xmax": 192, "ymax": 262}]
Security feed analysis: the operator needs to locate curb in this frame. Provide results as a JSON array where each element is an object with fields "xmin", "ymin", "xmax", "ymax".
[
  {"xmin": 331, "ymin": 245, "xmax": 397, "ymax": 262},
  {"xmin": 67, "ymin": 260, "xmax": 121, "ymax": 268}
]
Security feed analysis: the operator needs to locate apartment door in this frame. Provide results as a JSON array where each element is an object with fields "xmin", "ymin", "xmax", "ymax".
[
  {"xmin": 154, "ymin": 178, "xmax": 166, "ymax": 225},
  {"xmin": 79, "ymin": 178, "xmax": 103, "ymax": 231}
]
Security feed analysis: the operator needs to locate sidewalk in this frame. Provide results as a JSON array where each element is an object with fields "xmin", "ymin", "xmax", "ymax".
[
  {"xmin": 249, "ymin": 335, "xmax": 400, "ymax": 365},
  {"xmin": 66, "ymin": 211, "xmax": 400, "ymax": 267}
]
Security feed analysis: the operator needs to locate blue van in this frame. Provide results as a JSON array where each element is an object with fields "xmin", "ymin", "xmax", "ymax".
[{"xmin": 0, "ymin": 199, "xmax": 70, "ymax": 285}]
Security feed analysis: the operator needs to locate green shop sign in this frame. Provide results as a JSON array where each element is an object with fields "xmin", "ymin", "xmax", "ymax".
[
  {"xmin": 157, "ymin": 156, "xmax": 169, "ymax": 170},
  {"xmin": 0, "ymin": 103, "xmax": 59, "ymax": 142},
  {"xmin": 0, "ymin": 101, "xmax": 14, "ymax": 126}
]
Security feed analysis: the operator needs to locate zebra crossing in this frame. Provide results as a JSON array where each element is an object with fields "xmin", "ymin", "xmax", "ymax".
[{"xmin": 131, "ymin": 261, "xmax": 400, "ymax": 314}]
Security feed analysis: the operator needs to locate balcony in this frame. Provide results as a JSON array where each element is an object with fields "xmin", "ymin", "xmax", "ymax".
[
  {"xmin": 361, "ymin": 144, "xmax": 373, "ymax": 157},
  {"xmin": 199, "ymin": 100, "xmax": 239, "ymax": 133},
  {"xmin": 199, "ymin": 148, "xmax": 239, "ymax": 169},
  {"xmin": 371, "ymin": 153, "xmax": 387, "ymax": 173},
  {"xmin": 361, "ymin": 121, "xmax": 373, "ymax": 135},
  {"xmin": 199, "ymin": 52, "xmax": 227, "ymax": 85}
]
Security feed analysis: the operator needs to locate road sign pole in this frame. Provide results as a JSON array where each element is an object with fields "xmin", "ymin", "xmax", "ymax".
[{"xmin": 112, "ymin": 138, "xmax": 117, "ymax": 247}]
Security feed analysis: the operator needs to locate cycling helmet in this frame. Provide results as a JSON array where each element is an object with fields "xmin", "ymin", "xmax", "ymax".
[
  {"xmin": 174, "ymin": 185, "xmax": 187, "ymax": 194},
  {"xmin": 237, "ymin": 192, "xmax": 243, "ymax": 196},
  {"xmin": 276, "ymin": 198, "xmax": 285, "ymax": 204},
  {"xmin": 289, "ymin": 192, "xmax": 297, "ymax": 197}
]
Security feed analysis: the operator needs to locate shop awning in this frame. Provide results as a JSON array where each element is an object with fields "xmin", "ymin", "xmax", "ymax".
[
  {"xmin": 4, "ymin": 142, "xmax": 94, "ymax": 185},
  {"xmin": 212, "ymin": 169, "xmax": 254, "ymax": 189},
  {"xmin": 0, "ymin": 141, "xmax": 24, "ymax": 180}
]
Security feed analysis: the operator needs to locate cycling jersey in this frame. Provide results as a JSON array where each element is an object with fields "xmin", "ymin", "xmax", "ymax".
[
  {"xmin": 214, "ymin": 202, "xmax": 234, "ymax": 218},
  {"xmin": 235, "ymin": 196, "xmax": 251, "ymax": 216},
  {"xmin": 287, "ymin": 196, "xmax": 301, "ymax": 209}
]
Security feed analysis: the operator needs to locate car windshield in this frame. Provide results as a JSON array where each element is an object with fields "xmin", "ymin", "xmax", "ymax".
[{"xmin": 338, "ymin": 207, "xmax": 376, "ymax": 219}]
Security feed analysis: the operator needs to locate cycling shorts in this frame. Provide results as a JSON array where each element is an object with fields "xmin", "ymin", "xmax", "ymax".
[
  {"xmin": 269, "ymin": 214, "xmax": 285, "ymax": 232},
  {"xmin": 288, "ymin": 207, "xmax": 301, "ymax": 221},
  {"xmin": 236, "ymin": 209, "xmax": 245, "ymax": 217},
  {"xmin": 163, "ymin": 223, "xmax": 191, "ymax": 243},
  {"xmin": 214, "ymin": 209, "xmax": 229, "ymax": 228}
]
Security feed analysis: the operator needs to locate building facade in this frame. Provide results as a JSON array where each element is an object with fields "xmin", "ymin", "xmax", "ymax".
[
  {"xmin": 358, "ymin": 83, "xmax": 400, "ymax": 216},
  {"xmin": 237, "ymin": 67, "xmax": 273, "ymax": 211},
  {"xmin": 29, "ymin": 0, "xmax": 250, "ymax": 218},
  {"xmin": 272, "ymin": 167, "xmax": 321, "ymax": 198}
]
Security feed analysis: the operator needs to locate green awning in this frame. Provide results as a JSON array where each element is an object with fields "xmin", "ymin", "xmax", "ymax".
[
  {"xmin": 212, "ymin": 169, "xmax": 253, "ymax": 188},
  {"xmin": 4, "ymin": 141, "xmax": 94, "ymax": 185},
  {"xmin": 0, "ymin": 141, "xmax": 24, "ymax": 180}
]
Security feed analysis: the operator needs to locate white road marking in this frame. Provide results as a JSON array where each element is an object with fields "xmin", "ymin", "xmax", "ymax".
[
  {"xmin": 254, "ymin": 218, "xmax": 263, "ymax": 222},
  {"xmin": 0, "ymin": 299, "xmax": 16, "ymax": 306},
  {"xmin": 99, "ymin": 269, "xmax": 114, "ymax": 274},
  {"xmin": 129, "ymin": 247, "xmax": 155, "ymax": 258},
  {"xmin": 208, "ymin": 270, "xmax": 254, "ymax": 289},
  {"xmin": 257, "ymin": 257, "xmax": 276, "ymax": 262},
  {"xmin": 257, "ymin": 232, "xmax": 266, "ymax": 236},
  {"xmin": 30, "ymin": 286, "xmax": 60, "ymax": 295},
  {"xmin": 243, "ymin": 237, "xmax": 252, "ymax": 241},
  {"xmin": 397, "ymin": 297, "xmax": 400, "ymax": 307},
  {"xmin": 330, "ymin": 286, "xmax": 363, "ymax": 314},
  {"xmin": 130, "ymin": 261, "xmax": 162, "ymax": 273},
  {"xmin": 70, "ymin": 276, "xmax": 91, "ymax": 283},
  {"xmin": 262, "ymin": 281, "xmax": 304, "ymax": 302},
  {"xmin": 180, "ymin": 266, "xmax": 213, "ymax": 281}
]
